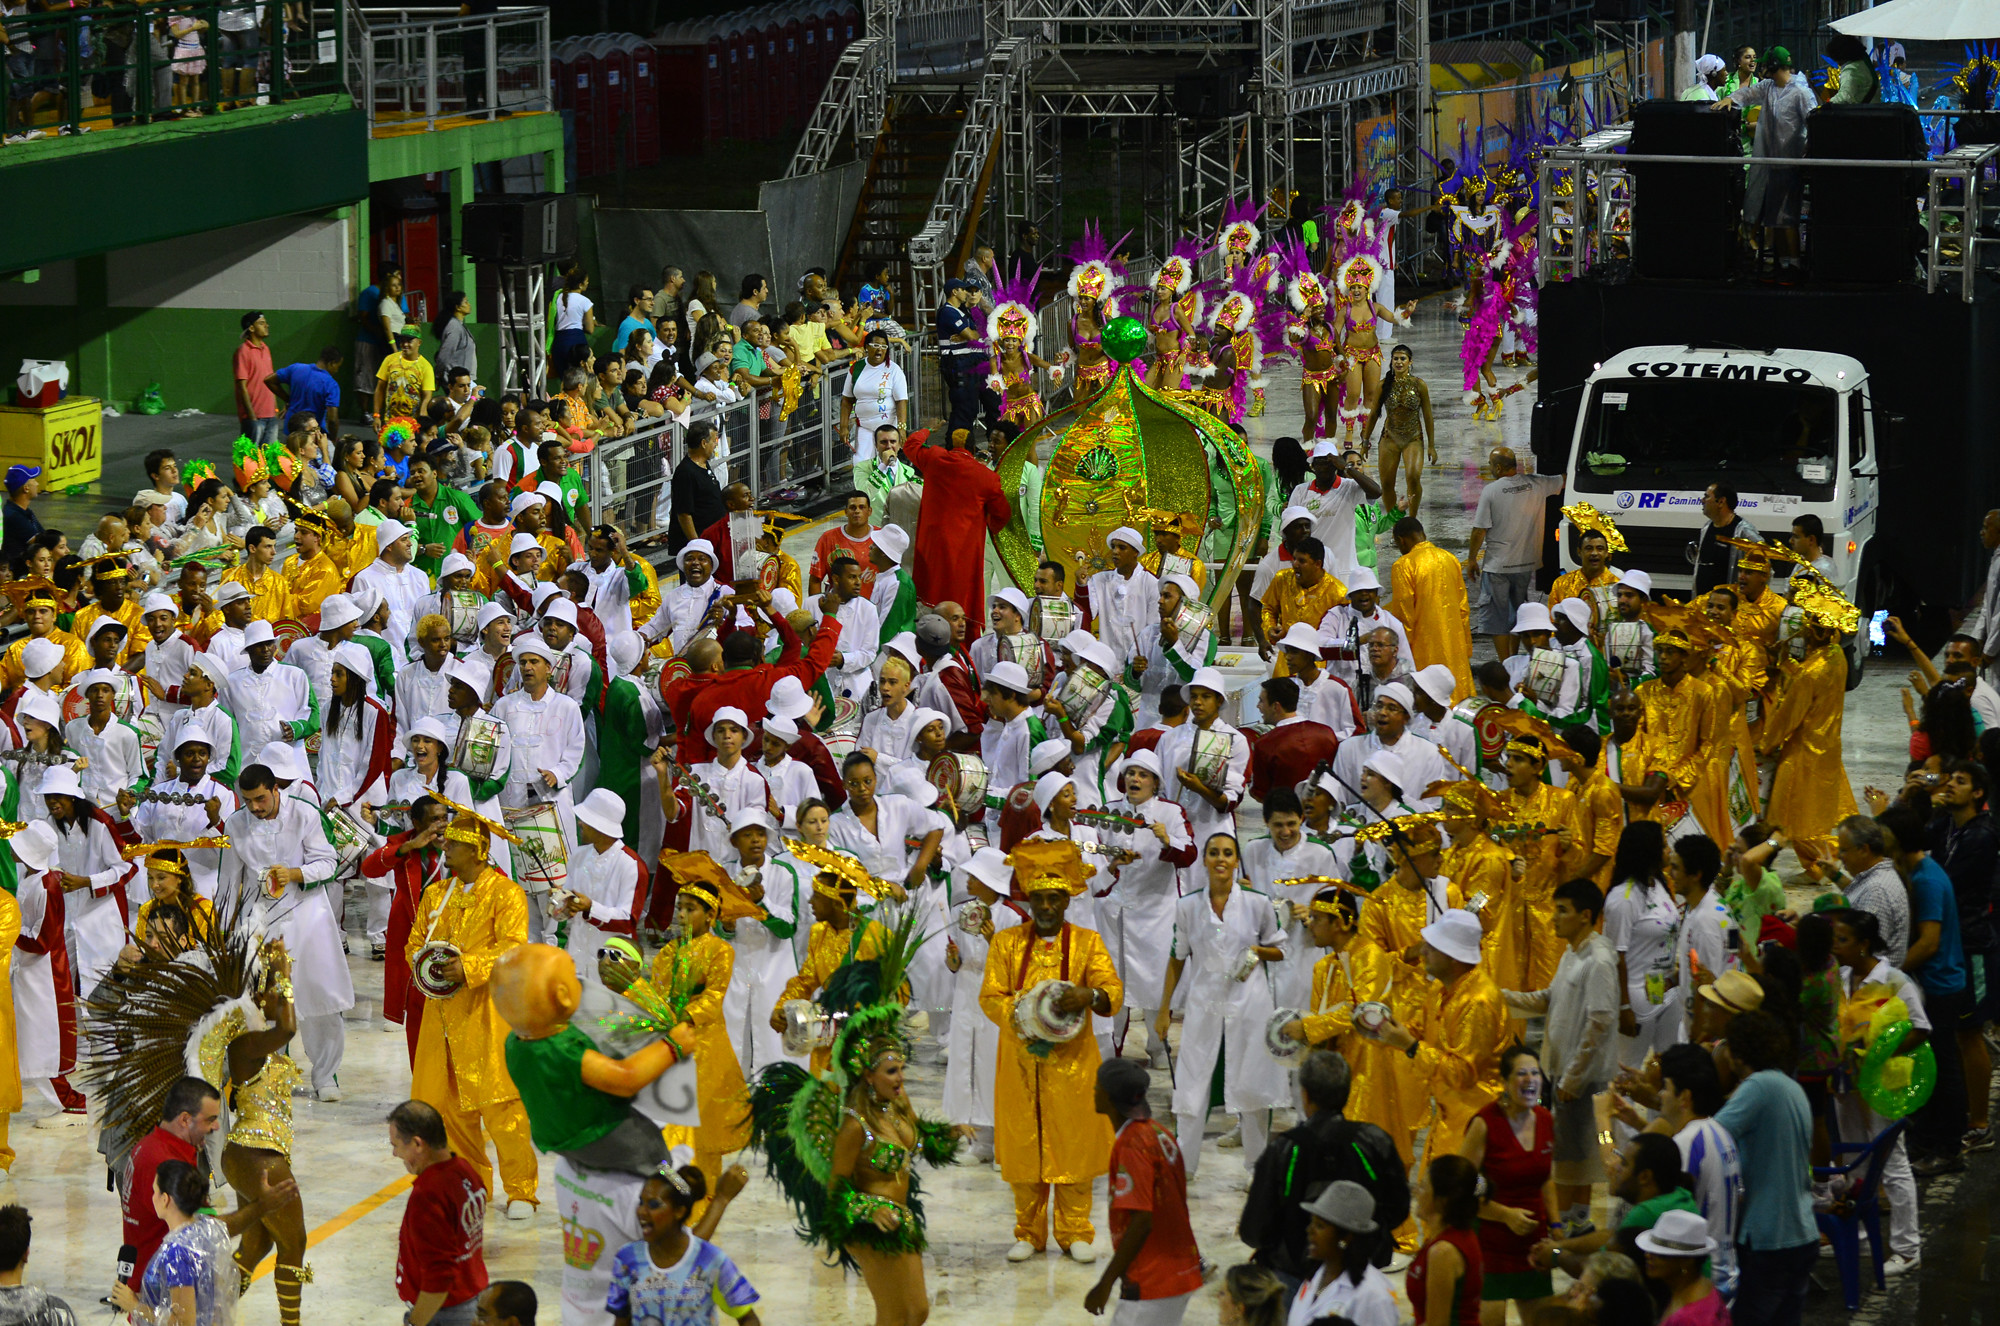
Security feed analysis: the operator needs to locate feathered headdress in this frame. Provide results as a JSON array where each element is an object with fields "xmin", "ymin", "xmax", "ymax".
[
  {"xmin": 985, "ymin": 262, "xmax": 1042, "ymax": 345},
  {"xmin": 1277, "ymin": 237, "xmax": 1327, "ymax": 315},
  {"xmin": 1216, "ymin": 196, "xmax": 1265, "ymax": 258},
  {"xmin": 181, "ymin": 458, "xmax": 215, "ymax": 494},
  {"xmin": 1152, "ymin": 237, "xmax": 1203, "ymax": 298},
  {"xmin": 1066, "ymin": 221, "xmax": 1127, "ymax": 315},
  {"xmin": 231, "ymin": 435, "xmax": 269, "ymax": 489},
  {"xmin": 656, "ymin": 850, "xmax": 768, "ymax": 925},
  {"xmin": 1336, "ymin": 254, "xmax": 1384, "ymax": 303}
]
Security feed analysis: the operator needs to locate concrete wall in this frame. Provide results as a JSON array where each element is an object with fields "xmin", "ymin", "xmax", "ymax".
[{"xmin": 106, "ymin": 215, "xmax": 352, "ymax": 311}]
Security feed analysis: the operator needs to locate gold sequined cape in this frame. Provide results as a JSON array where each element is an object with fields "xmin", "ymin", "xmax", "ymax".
[{"xmin": 1389, "ymin": 541, "xmax": 1472, "ymax": 700}]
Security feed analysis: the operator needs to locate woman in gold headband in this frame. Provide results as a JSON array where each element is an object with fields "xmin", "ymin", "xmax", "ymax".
[
  {"xmin": 768, "ymin": 859, "xmax": 895, "ymax": 1074},
  {"xmin": 127, "ymin": 847, "xmax": 217, "ymax": 959},
  {"xmin": 281, "ymin": 515, "xmax": 347, "ymax": 620},
  {"xmin": 647, "ymin": 877, "xmax": 751, "ymax": 1216}
]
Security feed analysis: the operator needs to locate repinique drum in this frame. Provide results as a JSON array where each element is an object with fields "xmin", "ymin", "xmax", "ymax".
[
  {"xmin": 321, "ymin": 802, "xmax": 377, "ymax": 876},
  {"xmin": 61, "ymin": 672, "xmax": 141, "ymax": 724},
  {"xmin": 453, "ymin": 714, "xmax": 506, "ymax": 780},
  {"xmin": 441, "ymin": 590, "xmax": 483, "ymax": 649},
  {"xmin": 1058, "ymin": 659, "xmax": 1115, "ymax": 727},
  {"xmin": 1029, "ymin": 595, "xmax": 1076, "ymax": 642},
  {"xmin": 998, "ymin": 633, "xmax": 1043, "ymax": 671},
  {"xmin": 1166, "ymin": 598, "xmax": 1213, "ymax": 654},
  {"xmin": 1186, "ymin": 726, "xmax": 1232, "ymax": 789},
  {"xmin": 926, "ymin": 752, "xmax": 990, "ymax": 816},
  {"xmin": 1010, "ymin": 979, "xmax": 1087, "ymax": 1045},
  {"xmin": 1522, "ymin": 647, "xmax": 1568, "ymax": 709},
  {"xmin": 504, "ymin": 802, "xmax": 570, "ymax": 894}
]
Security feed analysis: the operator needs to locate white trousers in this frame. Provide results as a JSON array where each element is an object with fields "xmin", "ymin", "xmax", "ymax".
[
  {"xmin": 1836, "ymin": 1093, "xmax": 1918, "ymax": 1260},
  {"xmin": 1112, "ymin": 1291, "xmax": 1195, "ymax": 1325},
  {"xmin": 296, "ymin": 1012, "xmax": 345, "ymax": 1091},
  {"xmin": 364, "ymin": 878, "xmax": 393, "ymax": 946},
  {"xmin": 1175, "ymin": 1106, "xmax": 1269, "ymax": 1181}
]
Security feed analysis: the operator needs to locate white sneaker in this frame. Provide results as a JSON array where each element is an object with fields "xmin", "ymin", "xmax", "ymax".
[
  {"xmin": 1147, "ymin": 1043, "xmax": 1170, "ymax": 1070},
  {"xmin": 315, "ymin": 1084, "xmax": 343, "ymax": 1103},
  {"xmin": 33, "ymin": 1111, "xmax": 86, "ymax": 1130},
  {"xmin": 1006, "ymin": 1240, "xmax": 1038, "ymax": 1262},
  {"xmin": 507, "ymin": 1200, "xmax": 535, "ymax": 1220},
  {"xmin": 1067, "ymin": 1243, "xmax": 1097, "ymax": 1265},
  {"xmin": 1883, "ymin": 1254, "xmax": 1919, "ymax": 1278},
  {"xmin": 1216, "ymin": 1124, "xmax": 1244, "ymax": 1149}
]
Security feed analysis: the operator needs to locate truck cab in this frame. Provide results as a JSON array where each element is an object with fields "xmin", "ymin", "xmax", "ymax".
[{"xmin": 1557, "ymin": 346, "xmax": 1879, "ymax": 617}]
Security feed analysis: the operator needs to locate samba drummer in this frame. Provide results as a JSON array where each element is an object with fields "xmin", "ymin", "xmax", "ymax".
[
  {"xmin": 283, "ymin": 592, "xmax": 363, "ymax": 720},
  {"xmin": 127, "ymin": 722, "xmax": 234, "ymax": 900},
  {"xmin": 489, "ymin": 637, "xmax": 585, "ymax": 935},
  {"xmin": 197, "ymin": 581, "xmax": 254, "ymax": 676},
  {"xmin": 223, "ymin": 621, "xmax": 319, "ymax": 772},
  {"xmin": 412, "ymin": 550, "xmax": 482, "ymax": 645},
  {"xmin": 826, "ymin": 751, "xmax": 941, "ymax": 897},
  {"xmin": 941, "ymin": 847, "xmax": 1021, "ymax": 1162},
  {"xmin": 1330, "ymin": 682, "xmax": 1453, "ymax": 813},
  {"xmin": 1154, "ymin": 667, "xmax": 1249, "ymax": 860},
  {"xmin": 59, "ymin": 668, "xmax": 145, "ymax": 815},
  {"xmin": 217, "ymin": 762, "xmax": 354, "ymax": 1101},
  {"xmin": 406, "ymin": 803, "xmax": 539, "ymax": 1218},
  {"xmin": 1243, "ymin": 787, "xmax": 1341, "ymax": 1012},
  {"xmin": 971, "ymin": 589, "xmax": 1056, "ymax": 695},
  {"xmin": 1500, "ymin": 604, "xmax": 1583, "ymax": 724},
  {"xmin": 9, "ymin": 693, "xmax": 79, "ymax": 824},
  {"xmin": 756, "ymin": 713, "xmax": 831, "ymax": 812},
  {"xmin": 134, "ymin": 592, "xmax": 198, "ymax": 728},
  {"xmin": 1131, "ymin": 574, "xmax": 1218, "ymax": 725},
  {"xmin": 810, "ymin": 556, "xmax": 882, "ymax": 703},
  {"xmin": 979, "ymin": 838, "xmax": 1121, "ymax": 1265},
  {"xmin": 855, "ymin": 656, "xmax": 928, "ymax": 767},
  {"xmin": 393, "ymin": 613, "xmax": 459, "ymax": 759},
  {"xmin": 709, "ymin": 806, "xmax": 803, "ymax": 1076},
  {"xmin": 1083, "ymin": 528, "xmax": 1161, "ymax": 679},
  {"xmin": 978, "ymin": 661, "xmax": 1042, "ymax": 793},
  {"xmin": 1044, "ymin": 633, "xmax": 1131, "ymax": 807},
  {"xmin": 148, "ymin": 656, "xmax": 236, "ymax": 788},
  {"xmin": 1096, "ymin": 750, "xmax": 1196, "ymax": 1069},
  {"xmin": 682, "ymin": 706, "xmax": 774, "ymax": 862}
]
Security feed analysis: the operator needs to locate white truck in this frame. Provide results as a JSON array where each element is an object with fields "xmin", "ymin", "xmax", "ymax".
[{"xmin": 1554, "ymin": 345, "xmax": 1885, "ymax": 679}]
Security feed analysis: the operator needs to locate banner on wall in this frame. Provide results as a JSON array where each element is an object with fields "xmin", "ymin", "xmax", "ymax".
[{"xmin": 1354, "ymin": 114, "xmax": 1397, "ymax": 199}]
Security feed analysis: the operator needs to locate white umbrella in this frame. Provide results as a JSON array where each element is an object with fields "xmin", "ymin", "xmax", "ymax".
[{"xmin": 1831, "ymin": 0, "xmax": 2000, "ymax": 41}]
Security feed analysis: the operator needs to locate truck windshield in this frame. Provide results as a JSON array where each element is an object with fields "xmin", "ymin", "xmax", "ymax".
[{"xmin": 1570, "ymin": 378, "xmax": 1840, "ymax": 502}]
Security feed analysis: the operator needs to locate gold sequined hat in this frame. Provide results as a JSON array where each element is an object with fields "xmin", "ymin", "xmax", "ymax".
[{"xmin": 1008, "ymin": 836, "xmax": 1090, "ymax": 898}]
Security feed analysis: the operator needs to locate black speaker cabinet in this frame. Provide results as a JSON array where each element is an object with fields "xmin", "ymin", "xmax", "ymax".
[
  {"xmin": 1628, "ymin": 99, "xmax": 1744, "ymax": 280},
  {"xmin": 461, "ymin": 194, "xmax": 578, "ymax": 266},
  {"xmin": 1807, "ymin": 104, "xmax": 1925, "ymax": 283}
]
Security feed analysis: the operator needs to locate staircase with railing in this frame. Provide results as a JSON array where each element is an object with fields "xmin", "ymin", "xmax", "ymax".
[{"xmin": 832, "ymin": 97, "xmax": 969, "ymax": 325}]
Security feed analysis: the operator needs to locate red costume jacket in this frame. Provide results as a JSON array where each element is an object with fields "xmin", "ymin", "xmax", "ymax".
[
  {"xmin": 364, "ymin": 831, "xmax": 447, "ymax": 1063},
  {"xmin": 904, "ymin": 430, "xmax": 1011, "ymax": 636},
  {"xmin": 663, "ymin": 613, "xmax": 841, "ymax": 763}
]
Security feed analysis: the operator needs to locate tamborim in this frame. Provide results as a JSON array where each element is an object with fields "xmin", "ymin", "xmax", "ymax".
[
  {"xmin": 1351, "ymin": 1000, "xmax": 1393, "ymax": 1040},
  {"xmin": 503, "ymin": 802, "xmax": 570, "ymax": 894},
  {"xmin": 412, "ymin": 941, "xmax": 464, "ymax": 998},
  {"xmin": 453, "ymin": 714, "xmax": 506, "ymax": 780},
  {"xmin": 1265, "ymin": 1007, "xmax": 1308, "ymax": 1059},
  {"xmin": 1228, "ymin": 948, "xmax": 1262, "ymax": 983},
  {"xmin": 956, "ymin": 900, "xmax": 991, "ymax": 934},
  {"xmin": 926, "ymin": 752, "xmax": 990, "ymax": 816},
  {"xmin": 1029, "ymin": 595, "xmax": 1076, "ymax": 642},
  {"xmin": 1010, "ymin": 979, "xmax": 1087, "ymax": 1045}
]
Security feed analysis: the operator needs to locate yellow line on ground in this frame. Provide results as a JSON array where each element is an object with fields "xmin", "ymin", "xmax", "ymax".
[{"xmin": 246, "ymin": 1174, "xmax": 414, "ymax": 1282}]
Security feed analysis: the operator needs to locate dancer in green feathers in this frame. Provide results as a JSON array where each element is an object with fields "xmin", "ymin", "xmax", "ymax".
[{"xmin": 747, "ymin": 907, "xmax": 963, "ymax": 1322}]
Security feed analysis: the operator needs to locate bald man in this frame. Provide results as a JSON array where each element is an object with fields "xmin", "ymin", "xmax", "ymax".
[{"xmin": 1465, "ymin": 447, "xmax": 1564, "ymax": 659}]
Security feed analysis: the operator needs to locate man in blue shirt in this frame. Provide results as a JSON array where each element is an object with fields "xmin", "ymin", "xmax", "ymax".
[
  {"xmin": 1880, "ymin": 802, "xmax": 1969, "ymax": 1175},
  {"xmin": 267, "ymin": 346, "xmax": 345, "ymax": 434},
  {"xmin": 936, "ymin": 278, "xmax": 995, "ymax": 437},
  {"xmin": 1714, "ymin": 1010, "xmax": 1816, "ymax": 1326},
  {"xmin": 613, "ymin": 285, "xmax": 654, "ymax": 354}
]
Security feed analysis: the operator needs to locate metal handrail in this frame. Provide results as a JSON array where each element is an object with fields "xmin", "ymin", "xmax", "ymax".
[
  {"xmin": 350, "ymin": 4, "xmax": 550, "ymax": 130},
  {"xmin": 785, "ymin": 34, "xmax": 889, "ymax": 177},
  {"xmin": 906, "ymin": 35, "xmax": 1031, "ymax": 330}
]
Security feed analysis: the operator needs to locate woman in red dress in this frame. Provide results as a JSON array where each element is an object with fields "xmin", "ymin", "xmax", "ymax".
[
  {"xmin": 1462, "ymin": 1044, "xmax": 1557, "ymax": 1325},
  {"xmin": 1409, "ymin": 1154, "xmax": 1484, "ymax": 1326}
]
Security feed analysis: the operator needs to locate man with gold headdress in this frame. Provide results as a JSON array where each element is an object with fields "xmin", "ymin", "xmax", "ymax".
[
  {"xmin": 281, "ymin": 513, "xmax": 348, "ymax": 620},
  {"xmin": 1549, "ymin": 506, "xmax": 1625, "ymax": 630},
  {"xmin": 1489, "ymin": 731, "xmax": 1585, "ymax": 998},
  {"xmin": 406, "ymin": 805, "xmax": 539, "ymax": 1216},
  {"xmin": 1139, "ymin": 511, "xmax": 1209, "ymax": 591},
  {"xmin": 0, "ymin": 587, "xmax": 86, "ymax": 692},
  {"xmin": 318, "ymin": 496, "xmax": 381, "ymax": 580},
  {"xmin": 1757, "ymin": 588, "xmax": 1857, "ymax": 876},
  {"xmin": 1355, "ymin": 824, "xmax": 1461, "ymax": 1157},
  {"xmin": 981, "ymin": 838, "xmax": 1121, "ymax": 1265},
  {"xmin": 219, "ymin": 525, "xmax": 293, "ymax": 623},
  {"xmin": 1733, "ymin": 548, "xmax": 1787, "ymax": 654},
  {"xmin": 1636, "ymin": 629, "xmax": 1719, "ymax": 835},
  {"xmin": 69, "ymin": 559, "xmax": 146, "ymax": 666}
]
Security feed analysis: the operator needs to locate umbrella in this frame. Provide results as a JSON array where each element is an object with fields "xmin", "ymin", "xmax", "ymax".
[{"xmin": 1832, "ymin": 0, "xmax": 2000, "ymax": 41}]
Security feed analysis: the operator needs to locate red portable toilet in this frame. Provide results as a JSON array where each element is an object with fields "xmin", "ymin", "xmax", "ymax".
[
  {"xmin": 724, "ymin": 24, "xmax": 754, "ymax": 140},
  {"xmin": 775, "ymin": 11, "xmax": 801, "ymax": 132},
  {"xmin": 620, "ymin": 34, "xmax": 660, "ymax": 165},
  {"xmin": 752, "ymin": 6, "xmax": 783, "ymax": 138},
  {"xmin": 651, "ymin": 22, "xmax": 699, "ymax": 153},
  {"xmin": 586, "ymin": 35, "xmax": 634, "ymax": 168},
  {"xmin": 560, "ymin": 36, "xmax": 612, "ymax": 179}
]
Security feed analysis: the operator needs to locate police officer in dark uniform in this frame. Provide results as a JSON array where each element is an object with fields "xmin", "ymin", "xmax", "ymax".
[{"xmin": 936, "ymin": 278, "xmax": 997, "ymax": 438}]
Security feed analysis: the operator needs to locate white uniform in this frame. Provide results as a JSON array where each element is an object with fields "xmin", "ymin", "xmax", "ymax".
[
  {"xmin": 1603, "ymin": 876, "xmax": 1684, "ymax": 1068},
  {"xmin": 1318, "ymin": 603, "xmax": 1413, "ymax": 691},
  {"xmin": 1096, "ymin": 795, "xmax": 1195, "ymax": 1018},
  {"xmin": 1130, "ymin": 621, "xmax": 1213, "ymax": 726},
  {"xmin": 722, "ymin": 857, "xmax": 805, "ymax": 1076},
  {"xmin": 140, "ymin": 629, "xmax": 200, "ymax": 728},
  {"xmin": 1288, "ymin": 477, "xmax": 1366, "ymax": 584},
  {"xmin": 316, "ymin": 696, "xmax": 394, "ymax": 810},
  {"xmin": 1169, "ymin": 886, "xmax": 1288, "ymax": 1174},
  {"xmin": 759, "ymin": 754, "xmax": 821, "ymax": 817},
  {"xmin": 217, "ymin": 797, "xmax": 352, "ymax": 1090},
  {"xmin": 810, "ymin": 594, "xmax": 881, "ymax": 700},
  {"xmin": 1086, "ymin": 566, "xmax": 1161, "ymax": 672},
  {"xmin": 857, "ymin": 702, "xmax": 925, "ymax": 765},
  {"xmin": 63, "ymin": 713, "xmax": 145, "ymax": 814},
  {"xmin": 1330, "ymin": 730, "xmax": 1452, "ymax": 812},
  {"xmin": 489, "ymin": 687, "xmax": 586, "ymax": 931},
  {"xmin": 980, "ymin": 711, "xmax": 1037, "ymax": 793},
  {"xmin": 1295, "ymin": 672, "xmax": 1362, "ymax": 739},
  {"xmin": 131, "ymin": 774, "xmax": 235, "ymax": 900},
  {"xmin": 49, "ymin": 809, "xmax": 135, "ymax": 998},
  {"xmin": 641, "ymin": 578, "xmax": 727, "ymax": 654},
  {"xmin": 1155, "ymin": 718, "xmax": 1250, "ymax": 859},
  {"xmin": 1503, "ymin": 648, "xmax": 1582, "ymax": 721},
  {"xmin": 351, "ymin": 558, "xmax": 430, "ymax": 659},
  {"xmin": 1242, "ymin": 836, "xmax": 1341, "ymax": 1011},
  {"xmin": 942, "ymin": 890, "xmax": 1023, "ymax": 1128},
  {"xmin": 393, "ymin": 657, "xmax": 457, "ymax": 759},
  {"xmin": 203, "ymin": 624, "xmax": 247, "ymax": 680},
  {"xmin": 686, "ymin": 757, "xmax": 770, "ymax": 862},
  {"xmin": 151, "ymin": 701, "xmax": 239, "ymax": 788},
  {"xmin": 11, "ymin": 864, "xmax": 71, "ymax": 1084},
  {"xmin": 561, "ymin": 838, "xmax": 647, "ymax": 966},
  {"xmin": 223, "ymin": 661, "xmax": 314, "ymax": 770}
]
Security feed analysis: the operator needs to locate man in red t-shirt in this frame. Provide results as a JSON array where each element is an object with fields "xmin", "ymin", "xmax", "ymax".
[
  {"xmin": 391, "ymin": 1100, "xmax": 490, "ymax": 1326},
  {"xmin": 809, "ymin": 491, "xmax": 877, "ymax": 597},
  {"xmin": 234, "ymin": 313, "xmax": 279, "ymax": 445},
  {"xmin": 1085, "ymin": 1060, "xmax": 1204, "ymax": 1321},
  {"xmin": 122, "ymin": 1078, "xmax": 221, "ymax": 1290}
]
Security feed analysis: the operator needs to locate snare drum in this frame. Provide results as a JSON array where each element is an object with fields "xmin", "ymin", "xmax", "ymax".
[
  {"xmin": 1523, "ymin": 647, "xmax": 1568, "ymax": 709},
  {"xmin": 62, "ymin": 672, "xmax": 142, "ymax": 725},
  {"xmin": 1186, "ymin": 726, "xmax": 1233, "ymax": 790},
  {"xmin": 927, "ymin": 752, "xmax": 991, "ymax": 816},
  {"xmin": 503, "ymin": 802, "xmax": 570, "ymax": 894},
  {"xmin": 1167, "ymin": 598, "xmax": 1213, "ymax": 654},
  {"xmin": 998, "ymin": 633, "xmax": 1043, "ymax": 671},
  {"xmin": 1058, "ymin": 660, "xmax": 1116, "ymax": 727},
  {"xmin": 321, "ymin": 803, "xmax": 377, "ymax": 876},
  {"xmin": 441, "ymin": 590, "xmax": 483, "ymax": 649},
  {"xmin": 453, "ymin": 714, "xmax": 506, "ymax": 780},
  {"xmin": 1603, "ymin": 620, "xmax": 1650, "ymax": 673},
  {"xmin": 1029, "ymin": 595, "xmax": 1077, "ymax": 642}
]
